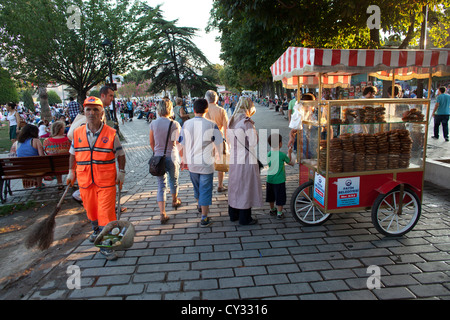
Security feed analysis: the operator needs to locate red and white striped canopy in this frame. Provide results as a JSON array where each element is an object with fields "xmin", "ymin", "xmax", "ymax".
[
  {"xmin": 282, "ymin": 74, "xmax": 352, "ymax": 89},
  {"xmin": 271, "ymin": 47, "xmax": 450, "ymax": 83}
]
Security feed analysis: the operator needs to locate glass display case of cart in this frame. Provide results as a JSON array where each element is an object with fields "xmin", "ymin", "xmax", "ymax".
[{"xmin": 299, "ymin": 99, "xmax": 430, "ymax": 175}]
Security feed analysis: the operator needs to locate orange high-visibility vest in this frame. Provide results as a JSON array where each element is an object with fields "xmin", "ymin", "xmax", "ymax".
[{"xmin": 73, "ymin": 125, "xmax": 117, "ymax": 189}]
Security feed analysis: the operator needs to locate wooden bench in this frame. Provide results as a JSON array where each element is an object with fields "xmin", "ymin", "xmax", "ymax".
[{"xmin": 0, "ymin": 154, "xmax": 70, "ymax": 203}]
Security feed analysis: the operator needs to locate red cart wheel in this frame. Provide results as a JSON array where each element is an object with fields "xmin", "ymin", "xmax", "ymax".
[
  {"xmin": 371, "ymin": 187, "xmax": 421, "ymax": 237},
  {"xmin": 290, "ymin": 180, "xmax": 331, "ymax": 226}
]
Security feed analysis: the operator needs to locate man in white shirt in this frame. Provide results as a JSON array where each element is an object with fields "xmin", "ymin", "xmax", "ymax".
[{"xmin": 179, "ymin": 98, "xmax": 223, "ymax": 227}]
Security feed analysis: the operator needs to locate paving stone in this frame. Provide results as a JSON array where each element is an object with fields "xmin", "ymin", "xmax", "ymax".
[
  {"xmin": 203, "ymin": 288, "xmax": 239, "ymax": 300},
  {"xmin": 107, "ymin": 283, "xmax": 145, "ymax": 297},
  {"xmin": 310, "ymin": 280, "xmax": 350, "ymax": 293},
  {"xmin": 240, "ymin": 285, "xmax": 277, "ymax": 299},
  {"xmin": 372, "ymin": 287, "xmax": 416, "ymax": 300},
  {"xmin": 219, "ymin": 276, "xmax": 254, "ymax": 288},
  {"xmin": 275, "ymin": 283, "xmax": 313, "ymax": 296},
  {"xmin": 184, "ymin": 279, "xmax": 218, "ymax": 291}
]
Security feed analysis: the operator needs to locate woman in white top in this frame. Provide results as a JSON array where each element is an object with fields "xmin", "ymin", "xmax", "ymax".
[
  {"xmin": 38, "ymin": 119, "xmax": 50, "ymax": 138},
  {"xmin": 6, "ymin": 102, "xmax": 21, "ymax": 143}
]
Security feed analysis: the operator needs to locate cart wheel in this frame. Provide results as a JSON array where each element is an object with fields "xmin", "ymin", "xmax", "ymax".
[
  {"xmin": 290, "ymin": 180, "xmax": 331, "ymax": 226},
  {"xmin": 371, "ymin": 187, "xmax": 421, "ymax": 237}
]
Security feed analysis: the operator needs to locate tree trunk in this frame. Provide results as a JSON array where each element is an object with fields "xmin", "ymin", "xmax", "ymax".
[
  {"xmin": 417, "ymin": 5, "xmax": 428, "ymax": 98},
  {"xmin": 38, "ymin": 82, "xmax": 52, "ymax": 121},
  {"xmin": 399, "ymin": 13, "xmax": 416, "ymax": 49},
  {"xmin": 77, "ymin": 89, "xmax": 88, "ymax": 106},
  {"xmin": 269, "ymin": 78, "xmax": 275, "ymax": 99},
  {"xmin": 369, "ymin": 28, "xmax": 380, "ymax": 49}
]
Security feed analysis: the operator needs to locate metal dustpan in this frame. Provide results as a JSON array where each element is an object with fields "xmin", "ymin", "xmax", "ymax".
[{"xmin": 94, "ymin": 188, "xmax": 135, "ymax": 250}]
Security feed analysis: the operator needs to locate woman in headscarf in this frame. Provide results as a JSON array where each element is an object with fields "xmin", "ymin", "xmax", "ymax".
[{"xmin": 226, "ymin": 96, "xmax": 263, "ymax": 225}]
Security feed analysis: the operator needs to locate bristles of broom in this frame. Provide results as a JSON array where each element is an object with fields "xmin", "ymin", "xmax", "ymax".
[{"xmin": 25, "ymin": 185, "xmax": 71, "ymax": 250}]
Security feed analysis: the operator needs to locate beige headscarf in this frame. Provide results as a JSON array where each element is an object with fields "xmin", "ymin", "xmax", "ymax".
[{"xmin": 228, "ymin": 96, "xmax": 256, "ymax": 129}]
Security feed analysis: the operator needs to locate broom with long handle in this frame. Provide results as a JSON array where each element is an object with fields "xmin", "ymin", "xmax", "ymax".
[{"xmin": 25, "ymin": 184, "xmax": 71, "ymax": 250}]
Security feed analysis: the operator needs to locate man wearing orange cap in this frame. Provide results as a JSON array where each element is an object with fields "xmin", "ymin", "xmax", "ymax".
[{"xmin": 67, "ymin": 96, "xmax": 126, "ymax": 260}]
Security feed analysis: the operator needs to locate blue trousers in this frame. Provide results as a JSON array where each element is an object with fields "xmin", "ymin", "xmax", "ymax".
[
  {"xmin": 189, "ymin": 172, "xmax": 214, "ymax": 206},
  {"xmin": 156, "ymin": 158, "xmax": 179, "ymax": 202}
]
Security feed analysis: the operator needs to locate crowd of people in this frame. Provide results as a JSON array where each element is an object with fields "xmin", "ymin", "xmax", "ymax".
[
  {"xmin": 148, "ymin": 90, "xmax": 291, "ymax": 230},
  {"xmin": 3, "ymin": 82, "xmax": 449, "ymax": 261},
  {"xmin": 104, "ymin": 89, "xmax": 296, "ymax": 260},
  {"xmin": 2, "ymin": 87, "xmax": 295, "ymax": 261}
]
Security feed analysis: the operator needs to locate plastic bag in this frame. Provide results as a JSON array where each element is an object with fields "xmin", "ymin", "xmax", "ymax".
[{"xmin": 289, "ymin": 102, "xmax": 303, "ymax": 129}]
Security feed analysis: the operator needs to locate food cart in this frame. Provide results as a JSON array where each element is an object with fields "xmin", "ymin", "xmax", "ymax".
[{"xmin": 271, "ymin": 47, "xmax": 450, "ymax": 236}]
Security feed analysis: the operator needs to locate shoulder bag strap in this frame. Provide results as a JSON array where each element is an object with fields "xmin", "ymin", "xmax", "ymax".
[
  {"xmin": 235, "ymin": 134, "xmax": 260, "ymax": 163},
  {"xmin": 163, "ymin": 120, "xmax": 173, "ymax": 156}
]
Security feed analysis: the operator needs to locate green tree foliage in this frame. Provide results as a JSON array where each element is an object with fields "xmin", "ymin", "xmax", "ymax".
[
  {"xmin": 0, "ymin": 0, "xmax": 160, "ymax": 107},
  {"xmin": 89, "ymin": 89, "xmax": 101, "ymax": 98},
  {"xmin": 20, "ymin": 89, "xmax": 35, "ymax": 111},
  {"xmin": 0, "ymin": 67, "xmax": 19, "ymax": 104},
  {"xmin": 202, "ymin": 64, "xmax": 223, "ymax": 86},
  {"xmin": 47, "ymin": 90, "xmax": 62, "ymax": 105},
  {"xmin": 209, "ymin": 0, "xmax": 450, "ymax": 94},
  {"xmin": 144, "ymin": 15, "xmax": 213, "ymax": 97}
]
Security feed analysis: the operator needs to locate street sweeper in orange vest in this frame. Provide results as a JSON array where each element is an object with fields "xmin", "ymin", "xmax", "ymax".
[{"xmin": 66, "ymin": 96, "xmax": 126, "ymax": 260}]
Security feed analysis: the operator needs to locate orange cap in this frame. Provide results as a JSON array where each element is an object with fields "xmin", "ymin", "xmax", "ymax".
[{"xmin": 83, "ymin": 96, "xmax": 103, "ymax": 109}]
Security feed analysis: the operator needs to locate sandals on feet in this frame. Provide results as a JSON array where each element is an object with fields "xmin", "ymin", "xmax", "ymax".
[
  {"xmin": 172, "ymin": 199, "xmax": 182, "ymax": 209},
  {"xmin": 160, "ymin": 214, "xmax": 170, "ymax": 224}
]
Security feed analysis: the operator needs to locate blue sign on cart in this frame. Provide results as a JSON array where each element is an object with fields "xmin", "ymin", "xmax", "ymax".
[
  {"xmin": 313, "ymin": 172, "xmax": 325, "ymax": 206},
  {"xmin": 337, "ymin": 177, "xmax": 360, "ymax": 207}
]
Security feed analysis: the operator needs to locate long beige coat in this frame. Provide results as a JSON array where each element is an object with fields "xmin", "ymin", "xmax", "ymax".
[{"xmin": 227, "ymin": 116, "xmax": 263, "ymax": 209}]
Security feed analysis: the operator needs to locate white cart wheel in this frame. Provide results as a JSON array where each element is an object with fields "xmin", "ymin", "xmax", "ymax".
[
  {"xmin": 290, "ymin": 181, "xmax": 331, "ymax": 226},
  {"xmin": 371, "ymin": 187, "xmax": 421, "ymax": 237}
]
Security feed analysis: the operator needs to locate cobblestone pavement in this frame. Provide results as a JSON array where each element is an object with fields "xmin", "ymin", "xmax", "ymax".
[{"xmin": 4, "ymin": 103, "xmax": 450, "ymax": 300}]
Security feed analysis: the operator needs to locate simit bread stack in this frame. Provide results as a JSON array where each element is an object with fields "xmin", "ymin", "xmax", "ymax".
[
  {"xmin": 387, "ymin": 131, "xmax": 401, "ymax": 169},
  {"xmin": 340, "ymin": 133, "xmax": 355, "ymax": 172},
  {"xmin": 364, "ymin": 133, "xmax": 378, "ymax": 171},
  {"xmin": 319, "ymin": 139, "xmax": 327, "ymax": 171},
  {"xmin": 375, "ymin": 106, "xmax": 386, "ymax": 123},
  {"xmin": 329, "ymin": 138, "xmax": 343, "ymax": 173},
  {"xmin": 397, "ymin": 129, "xmax": 412, "ymax": 168},
  {"xmin": 353, "ymin": 133, "xmax": 366, "ymax": 171},
  {"xmin": 402, "ymin": 109, "xmax": 424, "ymax": 122},
  {"xmin": 319, "ymin": 131, "xmax": 412, "ymax": 172},
  {"xmin": 363, "ymin": 106, "xmax": 376, "ymax": 123},
  {"xmin": 375, "ymin": 132, "xmax": 389, "ymax": 170}
]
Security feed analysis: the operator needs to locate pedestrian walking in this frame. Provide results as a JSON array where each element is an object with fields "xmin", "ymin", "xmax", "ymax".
[
  {"xmin": 6, "ymin": 102, "xmax": 21, "ymax": 143},
  {"xmin": 149, "ymin": 99, "xmax": 183, "ymax": 224},
  {"xmin": 224, "ymin": 94, "xmax": 230, "ymax": 113},
  {"xmin": 179, "ymin": 98, "xmax": 223, "ymax": 227},
  {"xmin": 205, "ymin": 90, "xmax": 229, "ymax": 192},
  {"xmin": 67, "ymin": 97, "xmax": 81, "ymax": 123},
  {"xmin": 127, "ymin": 99, "xmax": 133, "ymax": 121},
  {"xmin": 432, "ymin": 87, "xmax": 450, "ymax": 142},
  {"xmin": 230, "ymin": 94, "xmax": 238, "ymax": 116},
  {"xmin": 100, "ymin": 86, "xmax": 115, "ymax": 121},
  {"xmin": 174, "ymin": 97, "xmax": 189, "ymax": 127},
  {"xmin": 266, "ymin": 133, "xmax": 295, "ymax": 219},
  {"xmin": 67, "ymin": 96, "xmax": 126, "ymax": 260},
  {"xmin": 227, "ymin": 96, "xmax": 263, "ymax": 225}
]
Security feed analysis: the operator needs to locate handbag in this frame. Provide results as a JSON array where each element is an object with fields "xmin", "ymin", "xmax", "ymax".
[
  {"xmin": 214, "ymin": 140, "xmax": 229, "ymax": 172},
  {"xmin": 148, "ymin": 121, "xmax": 173, "ymax": 176}
]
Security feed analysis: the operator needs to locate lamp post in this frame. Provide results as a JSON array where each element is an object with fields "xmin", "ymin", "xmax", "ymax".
[{"xmin": 101, "ymin": 38, "xmax": 119, "ymax": 131}]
